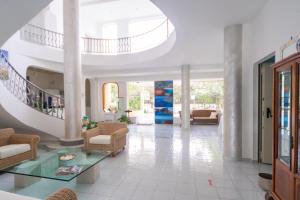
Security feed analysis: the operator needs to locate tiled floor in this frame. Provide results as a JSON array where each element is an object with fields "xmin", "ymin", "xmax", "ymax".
[{"xmin": 0, "ymin": 125, "xmax": 271, "ymax": 200}]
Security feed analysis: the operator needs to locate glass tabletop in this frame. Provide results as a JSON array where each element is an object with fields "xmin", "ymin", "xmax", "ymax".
[{"xmin": 1, "ymin": 147, "xmax": 111, "ymax": 181}]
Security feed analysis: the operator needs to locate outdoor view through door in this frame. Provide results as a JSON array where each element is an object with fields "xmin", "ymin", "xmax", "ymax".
[{"xmin": 127, "ymin": 80, "xmax": 223, "ymax": 125}]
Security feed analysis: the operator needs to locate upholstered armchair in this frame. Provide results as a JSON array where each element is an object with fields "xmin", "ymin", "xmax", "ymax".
[
  {"xmin": 0, "ymin": 128, "xmax": 40, "ymax": 170},
  {"xmin": 82, "ymin": 122, "xmax": 129, "ymax": 156}
]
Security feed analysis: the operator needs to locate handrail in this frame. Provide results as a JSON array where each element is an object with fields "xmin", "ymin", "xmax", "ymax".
[
  {"xmin": 20, "ymin": 23, "xmax": 64, "ymax": 49},
  {"xmin": 20, "ymin": 19, "xmax": 174, "ymax": 54},
  {"xmin": 0, "ymin": 52, "xmax": 65, "ymax": 120}
]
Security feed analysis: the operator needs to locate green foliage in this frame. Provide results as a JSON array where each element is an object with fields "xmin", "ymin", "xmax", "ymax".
[
  {"xmin": 86, "ymin": 121, "xmax": 97, "ymax": 130},
  {"xmin": 118, "ymin": 115, "xmax": 130, "ymax": 124},
  {"xmin": 82, "ymin": 116, "xmax": 97, "ymax": 130},
  {"xmin": 128, "ymin": 96, "xmax": 141, "ymax": 111},
  {"xmin": 128, "ymin": 82, "xmax": 154, "ymax": 111},
  {"xmin": 190, "ymin": 80, "xmax": 224, "ymax": 109}
]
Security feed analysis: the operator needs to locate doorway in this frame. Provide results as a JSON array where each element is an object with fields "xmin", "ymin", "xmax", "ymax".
[
  {"xmin": 127, "ymin": 81, "xmax": 154, "ymax": 125},
  {"xmin": 258, "ymin": 56, "xmax": 275, "ymax": 164}
]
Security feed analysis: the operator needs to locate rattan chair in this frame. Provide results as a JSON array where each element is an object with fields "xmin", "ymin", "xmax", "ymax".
[
  {"xmin": 0, "ymin": 128, "xmax": 40, "ymax": 170},
  {"xmin": 47, "ymin": 188, "xmax": 77, "ymax": 200},
  {"xmin": 82, "ymin": 122, "xmax": 129, "ymax": 156}
]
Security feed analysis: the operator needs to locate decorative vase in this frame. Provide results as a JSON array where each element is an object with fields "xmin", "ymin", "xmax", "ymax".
[
  {"xmin": 258, "ymin": 173, "xmax": 272, "ymax": 191},
  {"xmin": 0, "ymin": 66, "xmax": 9, "ymax": 80},
  {"xmin": 297, "ymin": 39, "xmax": 300, "ymax": 52}
]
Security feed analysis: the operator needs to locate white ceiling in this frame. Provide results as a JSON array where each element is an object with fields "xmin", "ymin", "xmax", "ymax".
[
  {"xmin": 81, "ymin": 0, "xmax": 164, "ymax": 22},
  {"xmin": 34, "ymin": 0, "xmax": 270, "ymax": 79},
  {"xmin": 83, "ymin": 0, "xmax": 269, "ymax": 78}
]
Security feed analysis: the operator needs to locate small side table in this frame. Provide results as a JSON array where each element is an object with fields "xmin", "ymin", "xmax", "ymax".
[{"xmin": 125, "ymin": 110, "xmax": 132, "ymax": 118}]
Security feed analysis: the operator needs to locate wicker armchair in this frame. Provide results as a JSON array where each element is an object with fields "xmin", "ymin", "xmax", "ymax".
[
  {"xmin": 82, "ymin": 122, "xmax": 129, "ymax": 156},
  {"xmin": 47, "ymin": 188, "xmax": 77, "ymax": 200},
  {"xmin": 0, "ymin": 128, "xmax": 40, "ymax": 170}
]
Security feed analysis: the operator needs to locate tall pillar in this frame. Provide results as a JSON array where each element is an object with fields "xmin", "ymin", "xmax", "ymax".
[
  {"xmin": 63, "ymin": 0, "xmax": 82, "ymax": 141},
  {"xmin": 181, "ymin": 65, "xmax": 190, "ymax": 129},
  {"xmin": 223, "ymin": 24, "xmax": 243, "ymax": 160}
]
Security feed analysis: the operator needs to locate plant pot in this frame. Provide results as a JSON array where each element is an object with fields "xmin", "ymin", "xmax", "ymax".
[
  {"xmin": 258, "ymin": 173, "xmax": 272, "ymax": 191},
  {"xmin": 0, "ymin": 67, "xmax": 9, "ymax": 80}
]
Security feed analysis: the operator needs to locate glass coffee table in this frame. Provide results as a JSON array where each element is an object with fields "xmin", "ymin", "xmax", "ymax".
[{"xmin": 1, "ymin": 147, "xmax": 111, "ymax": 187}]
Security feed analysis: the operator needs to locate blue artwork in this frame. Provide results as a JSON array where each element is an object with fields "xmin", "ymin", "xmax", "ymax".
[
  {"xmin": 154, "ymin": 80, "xmax": 173, "ymax": 124},
  {"xmin": 0, "ymin": 49, "xmax": 8, "ymax": 65},
  {"xmin": 155, "ymin": 107, "xmax": 173, "ymax": 124}
]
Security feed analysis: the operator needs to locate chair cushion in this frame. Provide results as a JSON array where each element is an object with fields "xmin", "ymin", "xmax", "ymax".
[
  {"xmin": 210, "ymin": 112, "xmax": 218, "ymax": 119},
  {"xmin": 89, "ymin": 135, "xmax": 111, "ymax": 145},
  {"xmin": 0, "ymin": 144, "xmax": 31, "ymax": 159},
  {"xmin": 194, "ymin": 117, "xmax": 211, "ymax": 120}
]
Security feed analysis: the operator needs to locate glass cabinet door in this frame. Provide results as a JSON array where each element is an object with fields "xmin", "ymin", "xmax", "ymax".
[
  {"xmin": 278, "ymin": 69, "xmax": 291, "ymax": 167},
  {"xmin": 298, "ymin": 63, "xmax": 300, "ymax": 173}
]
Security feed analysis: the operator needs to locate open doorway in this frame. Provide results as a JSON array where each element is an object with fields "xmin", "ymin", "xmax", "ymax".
[
  {"xmin": 258, "ymin": 56, "xmax": 275, "ymax": 164},
  {"xmin": 127, "ymin": 81, "xmax": 154, "ymax": 125}
]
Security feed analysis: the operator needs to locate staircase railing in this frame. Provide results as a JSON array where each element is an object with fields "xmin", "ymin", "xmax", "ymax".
[
  {"xmin": 0, "ymin": 53, "xmax": 64, "ymax": 119},
  {"xmin": 20, "ymin": 19, "xmax": 174, "ymax": 55},
  {"xmin": 20, "ymin": 24, "xmax": 64, "ymax": 49}
]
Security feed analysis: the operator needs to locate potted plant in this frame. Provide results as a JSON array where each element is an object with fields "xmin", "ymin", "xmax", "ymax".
[
  {"xmin": 0, "ymin": 66, "xmax": 9, "ymax": 80},
  {"xmin": 118, "ymin": 115, "xmax": 130, "ymax": 124}
]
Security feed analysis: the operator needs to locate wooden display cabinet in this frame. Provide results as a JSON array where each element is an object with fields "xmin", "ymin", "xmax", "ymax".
[{"xmin": 272, "ymin": 52, "xmax": 300, "ymax": 200}]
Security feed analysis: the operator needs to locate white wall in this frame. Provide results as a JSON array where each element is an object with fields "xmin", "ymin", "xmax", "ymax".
[
  {"xmin": 29, "ymin": 0, "xmax": 63, "ymax": 33},
  {"xmin": 0, "ymin": 0, "xmax": 52, "ymax": 46},
  {"xmin": 242, "ymin": 0, "xmax": 300, "ymax": 159},
  {"xmin": 27, "ymin": 68, "xmax": 64, "ymax": 90}
]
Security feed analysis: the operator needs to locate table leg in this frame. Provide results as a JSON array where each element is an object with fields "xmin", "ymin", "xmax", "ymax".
[
  {"xmin": 76, "ymin": 163, "xmax": 100, "ymax": 184},
  {"xmin": 14, "ymin": 175, "xmax": 41, "ymax": 188}
]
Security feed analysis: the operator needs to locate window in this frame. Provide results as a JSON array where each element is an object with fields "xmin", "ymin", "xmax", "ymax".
[
  {"xmin": 190, "ymin": 80, "xmax": 224, "ymax": 111},
  {"xmin": 102, "ymin": 23, "xmax": 118, "ymax": 39},
  {"xmin": 173, "ymin": 80, "xmax": 224, "ymax": 116},
  {"xmin": 102, "ymin": 83, "xmax": 119, "ymax": 112},
  {"xmin": 102, "ymin": 23, "xmax": 118, "ymax": 54},
  {"xmin": 127, "ymin": 82, "xmax": 154, "ymax": 112},
  {"xmin": 128, "ymin": 17, "xmax": 170, "ymax": 52}
]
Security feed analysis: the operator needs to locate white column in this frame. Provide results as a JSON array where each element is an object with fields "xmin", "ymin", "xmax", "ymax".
[
  {"xmin": 81, "ymin": 77, "xmax": 86, "ymax": 117},
  {"xmin": 90, "ymin": 79, "xmax": 99, "ymax": 122},
  {"xmin": 181, "ymin": 65, "xmax": 190, "ymax": 129},
  {"xmin": 63, "ymin": 0, "xmax": 82, "ymax": 140},
  {"xmin": 223, "ymin": 24, "xmax": 243, "ymax": 160}
]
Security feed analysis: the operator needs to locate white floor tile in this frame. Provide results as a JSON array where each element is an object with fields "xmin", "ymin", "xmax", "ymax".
[{"xmin": 0, "ymin": 125, "xmax": 270, "ymax": 200}]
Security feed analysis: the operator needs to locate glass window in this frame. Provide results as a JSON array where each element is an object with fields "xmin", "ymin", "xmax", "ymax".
[
  {"xmin": 127, "ymin": 81, "xmax": 154, "ymax": 114},
  {"xmin": 128, "ymin": 17, "xmax": 173, "ymax": 52},
  {"xmin": 102, "ymin": 83, "xmax": 119, "ymax": 113},
  {"xmin": 278, "ymin": 70, "xmax": 291, "ymax": 167},
  {"xmin": 173, "ymin": 80, "xmax": 181, "ymax": 118},
  {"xmin": 102, "ymin": 23, "xmax": 118, "ymax": 54},
  {"xmin": 102, "ymin": 23, "xmax": 118, "ymax": 39},
  {"xmin": 190, "ymin": 80, "xmax": 224, "ymax": 111}
]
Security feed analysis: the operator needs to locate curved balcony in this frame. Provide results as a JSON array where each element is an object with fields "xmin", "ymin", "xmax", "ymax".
[{"xmin": 20, "ymin": 19, "xmax": 175, "ymax": 55}]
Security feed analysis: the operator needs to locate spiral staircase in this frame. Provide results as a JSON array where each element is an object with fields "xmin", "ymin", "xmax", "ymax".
[{"xmin": 0, "ymin": 0, "xmax": 65, "ymax": 141}]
